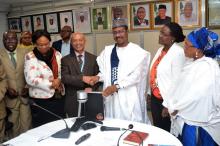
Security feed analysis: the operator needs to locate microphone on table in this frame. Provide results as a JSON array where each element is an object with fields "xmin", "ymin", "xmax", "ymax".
[
  {"xmin": 29, "ymin": 99, "xmax": 70, "ymax": 139},
  {"xmin": 100, "ymin": 126, "xmax": 126, "ymax": 131},
  {"xmin": 100, "ymin": 124, "xmax": 133, "ymax": 131}
]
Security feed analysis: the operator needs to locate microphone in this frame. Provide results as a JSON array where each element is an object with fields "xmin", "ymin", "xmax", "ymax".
[
  {"xmin": 29, "ymin": 99, "xmax": 70, "ymax": 139},
  {"xmin": 100, "ymin": 126, "xmax": 125, "ymax": 131},
  {"xmin": 117, "ymin": 124, "xmax": 133, "ymax": 146}
]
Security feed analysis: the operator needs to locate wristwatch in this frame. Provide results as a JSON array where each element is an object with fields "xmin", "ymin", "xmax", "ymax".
[{"xmin": 115, "ymin": 84, "xmax": 120, "ymax": 90}]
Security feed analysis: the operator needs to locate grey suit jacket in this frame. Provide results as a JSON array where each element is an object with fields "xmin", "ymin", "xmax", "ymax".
[
  {"xmin": 61, "ymin": 51, "xmax": 99, "ymax": 117},
  {"xmin": 0, "ymin": 48, "xmax": 29, "ymax": 108}
]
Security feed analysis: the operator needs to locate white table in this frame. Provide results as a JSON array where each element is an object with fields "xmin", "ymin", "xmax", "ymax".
[{"xmin": 4, "ymin": 118, "xmax": 182, "ymax": 146}]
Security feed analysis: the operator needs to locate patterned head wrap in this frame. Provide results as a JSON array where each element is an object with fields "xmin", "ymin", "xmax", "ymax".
[{"xmin": 187, "ymin": 27, "xmax": 220, "ymax": 58}]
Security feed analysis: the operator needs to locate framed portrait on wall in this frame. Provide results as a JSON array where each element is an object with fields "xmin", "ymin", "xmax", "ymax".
[
  {"xmin": 59, "ymin": 11, "xmax": 73, "ymax": 30},
  {"xmin": 206, "ymin": 0, "xmax": 220, "ymax": 29},
  {"xmin": 130, "ymin": 2, "xmax": 151, "ymax": 30},
  {"xmin": 45, "ymin": 13, "xmax": 59, "ymax": 33},
  {"xmin": 110, "ymin": 5, "xmax": 129, "ymax": 29},
  {"xmin": 21, "ymin": 16, "xmax": 32, "ymax": 32},
  {"xmin": 176, "ymin": 0, "xmax": 201, "ymax": 28},
  {"xmin": 73, "ymin": 7, "xmax": 91, "ymax": 33},
  {"xmin": 91, "ymin": 7, "xmax": 109, "ymax": 32},
  {"xmin": 8, "ymin": 18, "xmax": 21, "ymax": 32},
  {"xmin": 33, "ymin": 15, "xmax": 45, "ymax": 31},
  {"xmin": 152, "ymin": 1, "xmax": 173, "ymax": 29}
]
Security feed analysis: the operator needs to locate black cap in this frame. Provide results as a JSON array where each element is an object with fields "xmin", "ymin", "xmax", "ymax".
[{"xmin": 159, "ymin": 4, "xmax": 166, "ymax": 9}]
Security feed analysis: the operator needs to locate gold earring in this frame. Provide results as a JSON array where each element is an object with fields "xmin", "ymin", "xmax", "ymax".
[{"xmin": 195, "ymin": 51, "xmax": 198, "ymax": 58}]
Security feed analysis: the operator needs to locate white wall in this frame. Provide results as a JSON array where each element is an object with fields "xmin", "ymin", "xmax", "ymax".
[{"xmin": 5, "ymin": 0, "xmax": 220, "ymax": 58}]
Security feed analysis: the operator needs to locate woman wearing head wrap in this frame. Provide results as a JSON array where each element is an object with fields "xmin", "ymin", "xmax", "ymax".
[{"xmin": 163, "ymin": 27, "xmax": 220, "ymax": 146}]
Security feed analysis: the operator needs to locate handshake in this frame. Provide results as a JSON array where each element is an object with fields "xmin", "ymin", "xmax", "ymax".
[{"xmin": 82, "ymin": 76, "xmax": 100, "ymax": 86}]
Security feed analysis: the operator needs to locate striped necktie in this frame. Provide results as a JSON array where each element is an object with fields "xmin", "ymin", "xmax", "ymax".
[
  {"xmin": 10, "ymin": 52, "xmax": 16, "ymax": 68},
  {"xmin": 78, "ymin": 55, "xmax": 83, "ymax": 71}
]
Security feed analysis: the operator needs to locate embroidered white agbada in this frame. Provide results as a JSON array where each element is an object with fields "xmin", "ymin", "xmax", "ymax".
[
  {"xmin": 97, "ymin": 42, "xmax": 151, "ymax": 123},
  {"xmin": 163, "ymin": 56, "xmax": 220, "ymax": 145}
]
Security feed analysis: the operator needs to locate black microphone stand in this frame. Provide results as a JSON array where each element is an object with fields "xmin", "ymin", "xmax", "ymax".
[
  {"xmin": 117, "ymin": 124, "xmax": 133, "ymax": 146},
  {"xmin": 31, "ymin": 101, "xmax": 70, "ymax": 139}
]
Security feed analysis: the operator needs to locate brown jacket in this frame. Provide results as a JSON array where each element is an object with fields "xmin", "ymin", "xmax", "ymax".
[
  {"xmin": 0, "ymin": 48, "xmax": 29, "ymax": 108},
  {"xmin": 0, "ymin": 59, "xmax": 7, "ymax": 119}
]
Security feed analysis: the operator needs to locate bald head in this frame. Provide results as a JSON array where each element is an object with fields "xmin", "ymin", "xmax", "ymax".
[
  {"xmin": 71, "ymin": 32, "xmax": 86, "ymax": 54},
  {"xmin": 3, "ymin": 31, "xmax": 18, "ymax": 52}
]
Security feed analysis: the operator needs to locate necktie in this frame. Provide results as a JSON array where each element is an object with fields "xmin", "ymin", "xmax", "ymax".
[
  {"xmin": 10, "ymin": 52, "xmax": 16, "ymax": 68},
  {"xmin": 78, "ymin": 55, "xmax": 83, "ymax": 71}
]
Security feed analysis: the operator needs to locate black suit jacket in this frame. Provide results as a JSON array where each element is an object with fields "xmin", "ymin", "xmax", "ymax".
[
  {"xmin": 61, "ymin": 51, "xmax": 99, "ymax": 117},
  {"xmin": 52, "ymin": 39, "xmax": 74, "ymax": 55}
]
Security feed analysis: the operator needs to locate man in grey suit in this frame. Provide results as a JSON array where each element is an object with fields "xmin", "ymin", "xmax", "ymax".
[
  {"xmin": 0, "ymin": 31, "xmax": 31, "ymax": 138},
  {"xmin": 61, "ymin": 32, "xmax": 99, "ymax": 117}
]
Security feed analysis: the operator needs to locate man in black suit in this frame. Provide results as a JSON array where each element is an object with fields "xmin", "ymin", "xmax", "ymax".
[
  {"xmin": 52, "ymin": 25, "xmax": 74, "ymax": 57},
  {"xmin": 61, "ymin": 32, "xmax": 100, "ymax": 117}
]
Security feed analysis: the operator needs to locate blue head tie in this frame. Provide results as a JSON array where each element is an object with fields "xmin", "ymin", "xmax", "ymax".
[{"xmin": 187, "ymin": 27, "xmax": 220, "ymax": 58}]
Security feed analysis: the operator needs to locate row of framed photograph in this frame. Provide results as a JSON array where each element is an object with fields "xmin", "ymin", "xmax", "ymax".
[{"xmin": 8, "ymin": 0, "xmax": 210, "ymax": 34}]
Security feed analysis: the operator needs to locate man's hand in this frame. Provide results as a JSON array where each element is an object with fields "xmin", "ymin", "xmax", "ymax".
[
  {"xmin": 7, "ymin": 88, "xmax": 18, "ymax": 99},
  {"xmin": 84, "ymin": 88, "xmax": 92, "ymax": 93},
  {"xmin": 102, "ymin": 85, "xmax": 117, "ymax": 97},
  {"xmin": 21, "ymin": 87, "xmax": 29, "ymax": 98},
  {"xmin": 82, "ymin": 76, "xmax": 100, "ymax": 86},
  {"xmin": 82, "ymin": 76, "xmax": 92, "ymax": 85},
  {"xmin": 89, "ymin": 76, "xmax": 99, "ymax": 86}
]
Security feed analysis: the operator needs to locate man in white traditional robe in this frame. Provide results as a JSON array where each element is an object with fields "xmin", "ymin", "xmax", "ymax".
[{"xmin": 91, "ymin": 19, "xmax": 151, "ymax": 123}]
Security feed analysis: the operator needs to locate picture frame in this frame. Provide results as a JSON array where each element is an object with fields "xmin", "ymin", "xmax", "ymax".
[
  {"xmin": 59, "ymin": 11, "xmax": 73, "ymax": 31},
  {"xmin": 73, "ymin": 7, "xmax": 91, "ymax": 33},
  {"xmin": 8, "ymin": 18, "xmax": 21, "ymax": 32},
  {"xmin": 206, "ymin": 0, "xmax": 220, "ymax": 29},
  {"xmin": 21, "ymin": 16, "xmax": 33, "ymax": 32},
  {"xmin": 176, "ymin": 0, "xmax": 201, "ymax": 28},
  {"xmin": 33, "ymin": 14, "xmax": 45, "ymax": 32},
  {"xmin": 130, "ymin": 2, "xmax": 151, "ymax": 30},
  {"xmin": 45, "ymin": 13, "xmax": 59, "ymax": 33},
  {"xmin": 110, "ymin": 5, "xmax": 129, "ymax": 29},
  {"xmin": 152, "ymin": 1, "xmax": 174, "ymax": 29},
  {"xmin": 91, "ymin": 7, "xmax": 109, "ymax": 32}
]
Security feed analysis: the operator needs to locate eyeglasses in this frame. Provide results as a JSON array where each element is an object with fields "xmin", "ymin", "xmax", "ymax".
[{"xmin": 112, "ymin": 30, "xmax": 126, "ymax": 36}]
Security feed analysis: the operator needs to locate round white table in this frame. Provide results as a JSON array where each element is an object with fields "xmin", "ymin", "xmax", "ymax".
[{"xmin": 4, "ymin": 118, "xmax": 182, "ymax": 146}]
